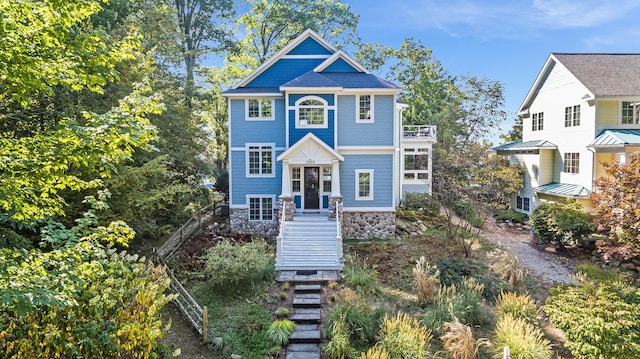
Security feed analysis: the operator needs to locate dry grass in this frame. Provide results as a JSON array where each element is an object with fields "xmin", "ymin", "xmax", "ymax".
[
  {"xmin": 440, "ymin": 316, "xmax": 488, "ymax": 359},
  {"xmin": 489, "ymin": 250, "xmax": 527, "ymax": 293},
  {"xmin": 413, "ymin": 255, "xmax": 440, "ymax": 304},
  {"xmin": 495, "ymin": 292, "xmax": 541, "ymax": 327},
  {"xmin": 360, "ymin": 347, "xmax": 390, "ymax": 359}
]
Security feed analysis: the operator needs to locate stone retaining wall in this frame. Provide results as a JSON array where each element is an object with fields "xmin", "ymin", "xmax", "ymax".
[
  {"xmin": 342, "ymin": 211, "xmax": 395, "ymax": 240},
  {"xmin": 229, "ymin": 208, "xmax": 279, "ymax": 237}
]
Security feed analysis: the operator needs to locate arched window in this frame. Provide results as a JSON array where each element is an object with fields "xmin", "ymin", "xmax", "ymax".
[{"xmin": 296, "ymin": 96, "xmax": 327, "ymax": 128}]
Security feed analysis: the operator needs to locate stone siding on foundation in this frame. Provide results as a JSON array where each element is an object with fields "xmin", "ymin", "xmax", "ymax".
[
  {"xmin": 342, "ymin": 211, "xmax": 396, "ymax": 240},
  {"xmin": 230, "ymin": 208, "xmax": 279, "ymax": 237}
]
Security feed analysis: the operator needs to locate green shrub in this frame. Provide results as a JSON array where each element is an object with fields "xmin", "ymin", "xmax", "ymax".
[
  {"xmin": 267, "ymin": 320, "xmax": 295, "ymax": 346},
  {"xmin": 530, "ymin": 200, "xmax": 592, "ymax": 247},
  {"xmin": 343, "ymin": 255, "xmax": 383, "ymax": 296},
  {"xmin": 323, "ymin": 320, "xmax": 358, "ymax": 359},
  {"xmin": 575, "ymin": 263, "xmax": 619, "ymax": 283},
  {"xmin": 545, "ymin": 279, "xmax": 640, "ymax": 358},
  {"xmin": 493, "ymin": 315, "xmax": 551, "ymax": 359},
  {"xmin": 413, "ymin": 256, "xmax": 440, "ymax": 304},
  {"xmin": 437, "ymin": 257, "xmax": 473, "ymax": 288},
  {"xmin": 275, "ymin": 307, "xmax": 289, "ymax": 318},
  {"xmin": 494, "ymin": 210, "xmax": 528, "ymax": 224},
  {"xmin": 376, "ymin": 312, "xmax": 432, "ymax": 359},
  {"xmin": 495, "ymin": 292, "xmax": 540, "ymax": 327},
  {"xmin": 324, "ymin": 298, "xmax": 385, "ymax": 350},
  {"xmin": 453, "ymin": 198, "xmax": 484, "ymax": 228},
  {"xmin": 401, "ymin": 192, "xmax": 440, "ymax": 216},
  {"xmin": 203, "ymin": 239, "xmax": 274, "ymax": 288},
  {"xmin": 424, "ymin": 277, "xmax": 489, "ymax": 334}
]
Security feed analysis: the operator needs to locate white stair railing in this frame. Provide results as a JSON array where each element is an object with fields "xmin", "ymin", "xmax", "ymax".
[
  {"xmin": 276, "ymin": 204, "xmax": 286, "ymax": 266},
  {"xmin": 335, "ymin": 201, "xmax": 343, "ymax": 266}
]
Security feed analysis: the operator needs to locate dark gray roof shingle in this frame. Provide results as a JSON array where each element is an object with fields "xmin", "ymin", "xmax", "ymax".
[
  {"xmin": 281, "ymin": 71, "xmax": 400, "ymax": 89},
  {"xmin": 553, "ymin": 53, "xmax": 640, "ymax": 96}
]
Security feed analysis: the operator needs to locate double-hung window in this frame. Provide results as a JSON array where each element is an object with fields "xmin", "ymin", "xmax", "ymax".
[
  {"xmin": 246, "ymin": 99, "xmax": 274, "ymax": 120},
  {"xmin": 291, "ymin": 167, "xmax": 301, "ymax": 192},
  {"xmin": 621, "ymin": 101, "xmax": 640, "ymax": 124},
  {"xmin": 249, "ymin": 196, "xmax": 274, "ymax": 221},
  {"xmin": 355, "ymin": 169, "xmax": 374, "ymax": 201},
  {"xmin": 357, "ymin": 95, "xmax": 373, "ymax": 123},
  {"xmin": 247, "ymin": 144, "xmax": 274, "ymax": 177},
  {"xmin": 532, "ymin": 112, "xmax": 544, "ymax": 131},
  {"xmin": 563, "ymin": 153, "xmax": 580, "ymax": 174},
  {"xmin": 296, "ymin": 96, "xmax": 327, "ymax": 128},
  {"xmin": 564, "ymin": 105, "xmax": 580, "ymax": 127}
]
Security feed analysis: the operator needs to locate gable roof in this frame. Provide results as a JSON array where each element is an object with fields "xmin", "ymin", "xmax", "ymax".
[
  {"xmin": 277, "ymin": 132, "xmax": 344, "ymax": 163},
  {"xmin": 281, "ymin": 71, "xmax": 400, "ymax": 90},
  {"xmin": 519, "ymin": 53, "xmax": 640, "ymax": 114},
  {"xmin": 314, "ymin": 51, "xmax": 369, "ymax": 74},
  {"xmin": 232, "ymin": 29, "xmax": 336, "ymax": 89},
  {"xmin": 590, "ymin": 129, "xmax": 640, "ymax": 148},
  {"xmin": 493, "ymin": 140, "xmax": 557, "ymax": 151}
]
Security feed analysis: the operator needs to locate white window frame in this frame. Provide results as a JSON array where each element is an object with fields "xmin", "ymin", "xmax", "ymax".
[
  {"xmin": 245, "ymin": 98, "xmax": 274, "ymax": 121},
  {"xmin": 295, "ymin": 96, "xmax": 328, "ymax": 129},
  {"xmin": 246, "ymin": 143, "xmax": 275, "ymax": 178},
  {"xmin": 291, "ymin": 167, "xmax": 301, "ymax": 193},
  {"xmin": 564, "ymin": 105, "xmax": 580, "ymax": 127},
  {"xmin": 532, "ymin": 112, "xmax": 544, "ymax": 131},
  {"xmin": 403, "ymin": 147, "xmax": 430, "ymax": 182},
  {"xmin": 355, "ymin": 169, "xmax": 374, "ymax": 201},
  {"xmin": 563, "ymin": 152, "xmax": 580, "ymax": 174},
  {"xmin": 356, "ymin": 95, "xmax": 374, "ymax": 123},
  {"xmin": 247, "ymin": 195, "xmax": 275, "ymax": 221},
  {"xmin": 620, "ymin": 101, "xmax": 640, "ymax": 125}
]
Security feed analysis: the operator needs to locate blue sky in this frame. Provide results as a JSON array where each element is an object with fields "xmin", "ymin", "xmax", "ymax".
[{"xmin": 346, "ymin": 0, "xmax": 640, "ymax": 139}]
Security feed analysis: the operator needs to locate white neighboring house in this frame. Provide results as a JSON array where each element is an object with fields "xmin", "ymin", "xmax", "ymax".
[{"xmin": 495, "ymin": 53, "xmax": 640, "ymax": 214}]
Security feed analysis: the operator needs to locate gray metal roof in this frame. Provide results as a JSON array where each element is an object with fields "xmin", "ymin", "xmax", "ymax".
[
  {"xmin": 493, "ymin": 140, "xmax": 557, "ymax": 151},
  {"xmin": 590, "ymin": 129, "xmax": 640, "ymax": 147},
  {"xmin": 553, "ymin": 53, "xmax": 640, "ymax": 97},
  {"xmin": 534, "ymin": 182, "xmax": 590, "ymax": 198}
]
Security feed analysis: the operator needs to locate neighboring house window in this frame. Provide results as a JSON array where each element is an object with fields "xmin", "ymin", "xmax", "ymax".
[
  {"xmin": 621, "ymin": 101, "xmax": 640, "ymax": 124},
  {"xmin": 246, "ymin": 99, "xmax": 274, "ymax": 120},
  {"xmin": 404, "ymin": 148, "xmax": 429, "ymax": 180},
  {"xmin": 532, "ymin": 112, "xmax": 544, "ymax": 131},
  {"xmin": 564, "ymin": 105, "xmax": 580, "ymax": 127},
  {"xmin": 296, "ymin": 96, "xmax": 327, "ymax": 128},
  {"xmin": 247, "ymin": 144, "xmax": 274, "ymax": 177},
  {"xmin": 355, "ymin": 169, "xmax": 373, "ymax": 200},
  {"xmin": 292, "ymin": 167, "xmax": 301, "ymax": 192},
  {"xmin": 563, "ymin": 153, "xmax": 580, "ymax": 173},
  {"xmin": 249, "ymin": 196, "xmax": 274, "ymax": 221},
  {"xmin": 322, "ymin": 168, "xmax": 331, "ymax": 192},
  {"xmin": 515, "ymin": 196, "xmax": 530, "ymax": 211},
  {"xmin": 357, "ymin": 95, "xmax": 373, "ymax": 123}
]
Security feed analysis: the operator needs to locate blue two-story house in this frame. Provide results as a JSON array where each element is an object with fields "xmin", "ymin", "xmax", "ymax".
[{"xmin": 223, "ymin": 30, "xmax": 435, "ymax": 271}]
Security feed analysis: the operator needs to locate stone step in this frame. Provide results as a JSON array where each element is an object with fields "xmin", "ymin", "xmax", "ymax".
[
  {"xmin": 294, "ymin": 293, "xmax": 321, "ymax": 300},
  {"xmin": 292, "ymin": 296, "xmax": 321, "ymax": 308},
  {"xmin": 287, "ymin": 343, "xmax": 320, "ymax": 352},
  {"xmin": 286, "ymin": 350, "xmax": 321, "ymax": 359},
  {"xmin": 289, "ymin": 324, "xmax": 322, "ymax": 344},
  {"xmin": 294, "ymin": 284, "xmax": 322, "ymax": 293},
  {"xmin": 291, "ymin": 308, "xmax": 321, "ymax": 324}
]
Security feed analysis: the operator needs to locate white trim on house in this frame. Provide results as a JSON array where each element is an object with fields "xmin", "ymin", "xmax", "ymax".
[
  {"xmin": 233, "ymin": 29, "xmax": 337, "ymax": 89},
  {"xmin": 342, "ymin": 207, "xmax": 396, "ymax": 212},
  {"xmin": 355, "ymin": 169, "xmax": 374, "ymax": 201},
  {"xmin": 356, "ymin": 94, "xmax": 374, "ymax": 123},
  {"xmin": 277, "ymin": 132, "xmax": 344, "ymax": 162},
  {"xmin": 224, "ymin": 92, "xmax": 283, "ymax": 98},
  {"xmin": 280, "ymin": 86, "xmax": 343, "ymax": 92},
  {"xmin": 294, "ymin": 95, "xmax": 329, "ymax": 129},
  {"xmin": 245, "ymin": 98, "xmax": 275, "ymax": 121},
  {"xmin": 337, "ymin": 146, "xmax": 395, "ymax": 154},
  {"xmin": 313, "ymin": 50, "xmax": 370, "ymax": 74},
  {"xmin": 340, "ymin": 88, "xmax": 402, "ymax": 94},
  {"xmin": 245, "ymin": 194, "xmax": 277, "ymax": 222},
  {"xmin": 283, "ymin": 54, "xmax": 332, "ymax": 59},
  {"xmin": 245, "ymin": 143, "xmax": 276, "ymax": 178},
  {"xmin": 227, "ymin": 97, "xmax": 234, "ymax": 206}
]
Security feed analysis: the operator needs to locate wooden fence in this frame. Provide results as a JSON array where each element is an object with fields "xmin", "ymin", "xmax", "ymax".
[{"xmin": 155, "ymin": 200, "xmax": 223, "ymax": 341}]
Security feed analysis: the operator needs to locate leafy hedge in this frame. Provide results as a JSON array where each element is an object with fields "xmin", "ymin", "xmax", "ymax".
[
  {"xmin": 530, "ymin": 200, "xmax": 592, "ymax": 247},
  {"xmin": 545, "ymin": 279, "xmax": 640, "ymax": 358}
]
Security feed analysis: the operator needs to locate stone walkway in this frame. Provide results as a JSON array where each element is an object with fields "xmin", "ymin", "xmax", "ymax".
[{"xmin": 280, "ymin": 271, "xmax": 340, "ymax": 359}]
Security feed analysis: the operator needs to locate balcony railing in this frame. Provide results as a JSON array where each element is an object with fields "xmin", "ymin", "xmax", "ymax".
[{"xmin": 403, "ymin": 125, "xmax": 437, "ymax": 141}]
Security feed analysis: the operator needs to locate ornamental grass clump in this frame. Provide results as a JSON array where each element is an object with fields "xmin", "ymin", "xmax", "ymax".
[
  {"xmin": 360, "ymin": 347, "xmax": 390, "ymax": 359},
  {"xmin": 324, "ymin": 296, "xmax": 384, "ymax": 350},
  {"xmin": 343, "ymin": 254, "xmax": 384, "ymax": 296},
  {"xmin": 440, "ymin": 316, "xmax": 488, "ymax": 359},
  {"xmin": 323, "ymin": 319, "xmax": 357, "ymax": 359},
  {"xmin": 495, "ymin": 292, "xmax": 540, "ymax": 327},
  {"xmin": 489, "ymin": 250, "xmax": 527, "ymax": 293},
  {"xmin": 425, "ymin": 277, "xmax": 489, "ymax": 334},
  {"xmin": 376, "ymin": 312, "xmax": 432, "ymax": 358},
  {"xmin": 267, "ymin": 319, "xmax": 295, "ymax": 346},
  {"xmin": 492, "ymin": 315, "xmax": 551, "ymax": 359},
  {"xmin": 413, "ymin": 255, "xmax": 440, "ymax": 304}
]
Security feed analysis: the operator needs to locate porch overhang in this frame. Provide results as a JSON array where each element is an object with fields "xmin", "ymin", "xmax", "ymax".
[
  {"xmin": 493, "ymin": 140, "xmax": 557, "ymax": 153},
  {"xmin": 277, "ymin": 133, "xmax": 344, "ymax": 164},
  {"xmin": 588, "ymin": 129, "xmax": 640, "ymax": 152},
  {"xmin": 534, "ymin": 182, "xmax": 590, "ymax": 199}
]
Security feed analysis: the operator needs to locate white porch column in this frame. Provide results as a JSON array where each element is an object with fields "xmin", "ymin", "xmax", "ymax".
[
  {"xmin": 331, "ymin": 159, "xmax": 341, "ymax": 197},
  {"xmin": 281, "ymin": 160, "xmax": 292, "ymax": 197}
]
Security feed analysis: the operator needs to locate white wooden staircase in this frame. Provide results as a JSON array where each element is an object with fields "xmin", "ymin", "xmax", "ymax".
[{"xmin": 276, "ymin": 214, "xmax": 343, "ymax": 271}]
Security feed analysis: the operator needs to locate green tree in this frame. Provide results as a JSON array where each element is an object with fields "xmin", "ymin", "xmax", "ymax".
[
  {"xmin": 591, "ymin": 153, "xmax": 640, "ymax": 247},
  {"xmin": 500, "ymin": 115, "xmax": 523, "ymax": 143}
]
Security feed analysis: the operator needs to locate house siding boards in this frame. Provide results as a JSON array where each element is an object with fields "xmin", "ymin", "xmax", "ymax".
[
  {"xmin": 229, "ymin": 99, "xmax": 286, "ymax": 146},
  {"xmin": 340, "ymin": 154, "xmax": 394, "ymax": 208},
  {"xmin": 285, "ymin": 37, "xmax": 333, "ymax": 56},
  {"xmin": 337, "ymin": 95, "xmax": 394, "ymax": 147},
  {"xmin": 246, "ymin": 59, "xmax": 327, "ymax": 87},
  {"xmin": 288, "ymin": 93, "xmax": 335, "ymax": 146},
  {"xmin": 229, "ymin": 150, "xmax": 282, "ymax": 205},
  {"xmin": 322, "ymin": 58, "xmax": 359, "ymax": 73}
]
